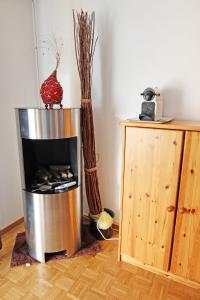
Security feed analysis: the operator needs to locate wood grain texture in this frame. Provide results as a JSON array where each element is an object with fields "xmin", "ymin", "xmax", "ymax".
[
  {"xmin": 120, "ymin": 127, "xmax": 183, "ymax": 271},
  {"xmin": 121, "ymin": 254, "xmax": 200, "ymax": 289},
  {"xmin": 118, "ymin": 125, "xmax": 126, "ymax": 261},
  {"xmin": 0, "ymin": 223, "xmax": 200, "ymax": 299},
  {"xmin": 120, "ymin": 120, "xmax": 200, "ymax": 132},
  {"xmin": 171, "ymin": 131, "xmax": 200, "ymax": 283}
]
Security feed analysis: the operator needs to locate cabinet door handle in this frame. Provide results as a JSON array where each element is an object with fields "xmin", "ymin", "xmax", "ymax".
[
  {"xmin": 167, "ymin": 205, "xmax": 175, "ymax": 212},
  {"xmin": 178, "ymin": 207, "xmax": 190, "ymax": 214}
]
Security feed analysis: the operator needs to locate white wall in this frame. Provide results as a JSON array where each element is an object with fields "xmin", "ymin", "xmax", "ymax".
[
  {"xmin": 0, "ymin": 0, "xmax": 38, "ymax": 228},
  {"xmin": 34, "ymin": 0, "xmax": 200, "ymax": 222}
]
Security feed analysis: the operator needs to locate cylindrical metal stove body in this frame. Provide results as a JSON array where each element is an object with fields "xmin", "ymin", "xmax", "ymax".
[{"xmin": 16, "ymin": 108, "xmax": 82, "ymax": 263}]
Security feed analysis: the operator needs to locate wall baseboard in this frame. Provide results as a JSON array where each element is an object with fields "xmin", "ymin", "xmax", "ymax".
[{"xmin": 1, "ymin": 217, "xmax": 24, "ymax": 236}]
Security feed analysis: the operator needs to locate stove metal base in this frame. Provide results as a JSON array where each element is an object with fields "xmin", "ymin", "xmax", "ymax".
[{"xmin": 22, "ymin": 187, "xmax": 81, "ymax": 263}]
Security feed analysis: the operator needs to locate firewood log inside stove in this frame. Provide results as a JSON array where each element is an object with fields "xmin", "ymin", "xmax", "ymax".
[
  {"xmin": 66, "ymin": 169, "xmax": 73, "ymax": 178},
  {"xmin": 31, "ymin": 165, "xmax": 75, "ymax": 193},
  {"xmin": 49, "ymin": 165, "xmax": 74, "ymax": 179},
  {"xmin": 49, "ymin": 169, "xmax": 61, "ymax": 180},
  {"xmin": 35, "ymin": 167, "xmax": 51, "ymax": 183},
  {"xmin": 60, "ymin": 171, "xmax": 68, "ymax": 179}
]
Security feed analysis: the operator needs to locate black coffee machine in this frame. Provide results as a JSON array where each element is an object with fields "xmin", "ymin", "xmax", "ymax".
[{"xmin": 139, "ymin": 87, "xmax": 163, "ymax": 121}]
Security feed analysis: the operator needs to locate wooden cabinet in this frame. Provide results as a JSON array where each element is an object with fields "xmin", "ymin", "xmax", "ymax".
[
  {"xmin": 171, "ymin": 131, "xmax": 200, "ymax": 283},
  {"xmin": 119, "ymin": 121, "xmax": 200, "ymax": 287},
  {"xmin": 121, "ymin": 127, "xmax": 183, "ymax": 271}
]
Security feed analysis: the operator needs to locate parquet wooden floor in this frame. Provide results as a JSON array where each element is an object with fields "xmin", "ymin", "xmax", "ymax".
[{"xmin": 0, "ymin": 223, "xmax": 200, "ymax": 300}]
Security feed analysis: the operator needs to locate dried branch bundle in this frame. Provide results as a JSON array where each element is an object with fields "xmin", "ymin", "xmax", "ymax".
[
  {"xmin": 73, "ymin": 10, "xmax": 98, "ymax": 99},
  {"xmin": 73, "ymin": 10, "xmax": 102, "ymax": 216}
]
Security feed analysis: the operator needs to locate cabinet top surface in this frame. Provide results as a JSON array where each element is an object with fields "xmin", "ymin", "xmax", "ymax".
[{"xmin": 120, "ymin": 119, "xmax": 200, "ymax": 131}]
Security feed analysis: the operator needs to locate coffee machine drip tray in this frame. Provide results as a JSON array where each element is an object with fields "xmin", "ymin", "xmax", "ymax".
[{"xmin": 126, "ymin": 117, "xmax": 173, "ymax": 124}]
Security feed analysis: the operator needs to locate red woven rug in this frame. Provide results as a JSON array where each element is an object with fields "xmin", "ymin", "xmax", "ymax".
[{"xmin": 10, "ymin": 224, "xmax": 101, "ymax": 267}]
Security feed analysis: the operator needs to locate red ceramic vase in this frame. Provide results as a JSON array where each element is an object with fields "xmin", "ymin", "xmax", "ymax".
[{"xmin": 40, "ymin": 70, "xmax": 63, "ymax": 109}]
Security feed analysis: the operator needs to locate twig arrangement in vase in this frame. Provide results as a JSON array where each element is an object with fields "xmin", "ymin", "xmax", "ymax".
[{"xmin": 73, "ymin": 10, "xmax": 102, "ymax": 217}]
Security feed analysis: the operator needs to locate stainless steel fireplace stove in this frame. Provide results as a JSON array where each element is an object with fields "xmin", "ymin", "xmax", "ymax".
[{"xmin": 16, "ymin": 108, "xmax": 82, "ymax": 263}]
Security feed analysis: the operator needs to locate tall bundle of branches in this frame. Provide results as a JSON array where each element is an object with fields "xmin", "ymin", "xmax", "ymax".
[{"xmin": 73, "ymin": 10, "xmax": 102, "ymax": 216}]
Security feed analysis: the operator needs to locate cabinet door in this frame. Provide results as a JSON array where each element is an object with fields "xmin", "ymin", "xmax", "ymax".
[
  {"xmin": 171, "ymin": 131, "xmax": 200, "ymax": 283},
  {"xmin": 121, "ymin": 127, "xmax": 183, "ymax": 271}
]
